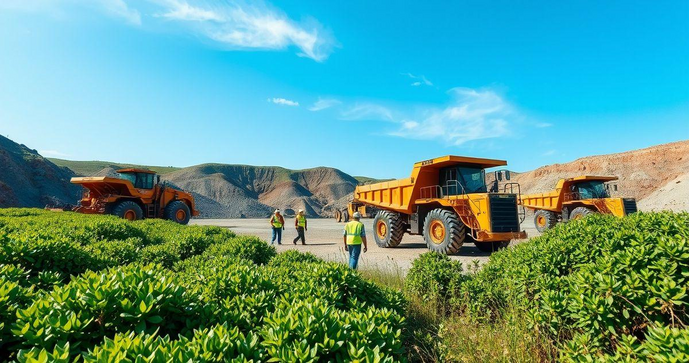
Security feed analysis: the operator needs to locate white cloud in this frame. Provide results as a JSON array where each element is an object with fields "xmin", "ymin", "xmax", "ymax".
[
  {"xmin": 403, "ymin": 73, "xmax": 433, "ymax": 87},
  {"xmin": 268, "ymin": 97, "xmax": 299, "ymax": 106},
  {"xmin": 39, "ymin": 150, "xmax": 71, "ymax": 158},
  {"xmin": 542, "ymin": 149, "xmax": 556, "ymax": 156},
  {"xmin": 308, "ymin": 98, "xmax": 341, "ymax": 111},
  {"xmin": 1, "ymin": 0, "xmax": 334, "ymax": 61},
  {"xmin": 341, "ymin": 87, "xmax": 519, "ymax": 146},
  {"xmin": 155, "ymin": 0, "xmax": 335, "ymax": 61},
  {"xmin": 535, "ymin": 122, "xmax": 553, "ymax": 128},
  {"xmin": 341, "ymin": 103, "xmax": 395, "ymax": 122}
]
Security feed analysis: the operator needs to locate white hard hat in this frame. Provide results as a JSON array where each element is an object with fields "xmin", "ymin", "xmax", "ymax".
[
  {"xmin": 298, "ymin": 209, "xmax": 304, "ymax": 213},
  {"xmin": 353, "ymin": 212, "xmax": 362, "ymax": 219},
  {"xmin": 274, "ymin": 209, "xmax": 280, "ymax": 213}
]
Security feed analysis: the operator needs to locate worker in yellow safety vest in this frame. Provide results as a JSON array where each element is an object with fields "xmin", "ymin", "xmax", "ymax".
[
  {"xmin": 343, "ymin": 212, "xmax": 368, "ymax": 269},
  {"xmin": 270, "ymin": 209, "xmax": 285, "ymax": 245},
  {"xmin": 293, "ymin": 209, "xmax": 307, "ymax": 245}
]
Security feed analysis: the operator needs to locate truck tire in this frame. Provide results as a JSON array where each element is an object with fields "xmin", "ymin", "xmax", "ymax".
[
  {"xmin": 570, "ymin": 207, "xmax": 595, "ymax": 221},
  {"xmin": 334, "ymin": 210, "xmax": 342, "ymax": 222},
  {"xmin": 373, "ymin": 211, "xmax": 405, "ymax": 248},
  {"xmin": 475, "ymin": 241, "xmax": 510, "ymax": 253},
  {"xmin": 534, "ymin": 210, "xmax": 558, "ymax": 232},
  {"xmin": 342, "ymin": 210, "xmax": 350, "ymax": 223},
  {"xmin": 423, "ymin": 208, "xmax": 465, "ymax": 254},
  {"xmin": 165, "ymin": 201, "xmax": 191, "ymax": 225},
  {"xmin": 112, "ymin": 201, "xmax": 143, "ymax": 221}
]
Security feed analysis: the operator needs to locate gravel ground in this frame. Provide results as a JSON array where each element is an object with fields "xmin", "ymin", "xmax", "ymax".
[{"xmin": 192, "ymin": 218, "xmax": 540, "ymax": 273}]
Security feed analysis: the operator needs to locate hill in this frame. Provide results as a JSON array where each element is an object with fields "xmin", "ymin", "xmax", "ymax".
[
  {"xmin": 0, "ymin": 136, "xmax": 79, "ymax": 208},
  {"xmin": 49, "ymin": 158, "xmax": 181, "ymax": 176},
  {"xmin": 512, "ymin": 140, "xmax": 689, "ymax": 211}
]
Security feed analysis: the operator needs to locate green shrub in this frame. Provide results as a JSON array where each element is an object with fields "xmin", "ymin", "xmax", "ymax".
[
  {"xmin": 405, "ymin": 252, "xmax": 465, "ymax": 306},
  {"xmin": 138, "ymin": 243, "xmax": 181, "ymax": 268},
  {"xmin": 446, "ymin": 212, "xmax": 689, "ymax": 360},
  {"xmin": 1, "ymin": 266, "xmax": 35, "ymax": 356},
  {"xmin": 203, "ymin": 236, "xmax": 276, "ymax": 265},
  {"xmin": 268, "ymin": 250, "xmax": 324, "ymax": 267},
  {"xmin": 12, "ymin": 264, "xmax": 206, "ymax": 357}
]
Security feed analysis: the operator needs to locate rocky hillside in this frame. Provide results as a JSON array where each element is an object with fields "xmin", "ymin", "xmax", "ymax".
[
  {"xmin": 161, "ymin": 164, "xmax": 358, "ymax": 218},
  {"xmin": 0, "ymin": 136, "xmax": 80, "ymax": 208},
  {"xmin": 512, "ymin": 140, "xmax": 689, "ymax": 211}
]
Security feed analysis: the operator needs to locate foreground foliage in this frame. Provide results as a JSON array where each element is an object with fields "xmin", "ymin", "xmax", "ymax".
[
  {"xmin": 0, "ymin": 209, "xmax": 407, "ymax": 362},
  {"xmin": 406, "ymin": 211, "xmax": 689, "ymax": 361}
]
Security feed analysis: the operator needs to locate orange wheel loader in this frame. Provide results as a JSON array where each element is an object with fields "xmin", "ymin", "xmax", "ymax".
[
  {"xmin": 520, "ymin": 176, "xmax": 637, "ymax": 233},
  {"xmin": 70, "ymin": 168, "xmax": 199, "ymax": 224},
  {"xmin": 349, "ymin": 156, "xmax": 526, "ymax": 254}
]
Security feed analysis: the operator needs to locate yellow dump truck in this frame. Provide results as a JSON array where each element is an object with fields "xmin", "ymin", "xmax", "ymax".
[
  {"xmin": 520, "ymin": 175, "xmax": 637, "ymax": 232},
  {"xmin": 351, "ymin": 155, "xmax": 526, "ymax": 254}
]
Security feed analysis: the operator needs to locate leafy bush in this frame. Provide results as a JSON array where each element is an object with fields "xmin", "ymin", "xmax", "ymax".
[
  {"xmin": 447, "ymin": 212, "xmax": 689, "ymax": 360},
  {"xmin": 203, "ymin": 235, "xmax": 276, "ymax": 265},
  {"xmin": 268, "ymin": 249, "xmax": 324, "ymax": 267},
  {"xmin": 1, "ymin": 265, "xmax": 35, "ymax": 356},
  {"xmin": 12, "ymin": 264, "xmax": 205, "ymax": 357},
  {"xmin": 405, "ymin": 252, "xmax": 465, "ymax": 306}
]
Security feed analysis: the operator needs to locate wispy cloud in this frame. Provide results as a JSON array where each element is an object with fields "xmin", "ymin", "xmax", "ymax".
[
  {"xmin": 341, "ymin": 87, "xmax": 519, "ymax": 146},
  {"xmin": 268, "ymin": 97, "xmax": 299, "ymax": 106},
  {"xmin": 341, "ymin": 103, "xmax": 395, "ymax": 122},
  {"xmin": 39, "ymin": 150, "xmax": 71, "ymax": 158},
  {"xmin": 542, "ymin": 149, "xmax": 556, "ymax": 156},
  {"xmin": 1, "ymin": 0, "xmax": 335, "ymax": 61},
  {"xmin": 535, "ymin": 122, "xmax": 553, "ymax": 128},
  {"xmin": 155, "ymin": 0, "xmax": 335, "ymax": 61},
  {"xmin": 308, "ymin": 98, "xmax": 341, "ymax": 111},
  {"xmin": 403, "ymin": 73, "xmax": 433, "ymax": 87}
]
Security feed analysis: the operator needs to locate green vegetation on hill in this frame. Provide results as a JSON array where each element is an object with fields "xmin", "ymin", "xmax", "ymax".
[
  {"xmin": 48, "ymin": 158, "xmax": 181, "ymax": 176},
  {"xmin": 0, "ymin": 209, "xmax": 406, "ymax": 362}
]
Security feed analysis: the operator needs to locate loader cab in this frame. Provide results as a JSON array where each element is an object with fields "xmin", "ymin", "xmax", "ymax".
[{"xmin": 116, "ymin": 169, "xmax": 157, "ymax": 190}]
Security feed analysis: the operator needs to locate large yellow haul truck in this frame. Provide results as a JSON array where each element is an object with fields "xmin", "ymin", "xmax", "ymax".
[
  {"xmin": 520, "ymin": 175, "xmax": 637, "ymax": 232},
  {"xmin": 352, "ymin": 156, "xmax": 526, "ymax": 254}
]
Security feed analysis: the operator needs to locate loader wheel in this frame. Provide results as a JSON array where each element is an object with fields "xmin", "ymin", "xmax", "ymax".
[
  {"xmin": 165, "ymin": 201, "xmax": 191, "ymax": 225},
  {"xmin": 342, "ymin": 210, "xmax": 350, "ymax": 223},
  {"xmin": 373, "ymin": 211, "xmax": 405, "ymax": 248},
  {"xmin": 570, "ymin": 207, "xmax": 595, "ymax": 221},
  {"xmin": 534, "ymin": 210, "xmax": 558, "ymax": 233},
  {"xmin": 475, "ymin": 241, "xmax": 510, "ymax": 253},
  {"xmin": 334, "ymin": 210, "xmax": 342, "ymax": 223},
  {"xmin": 423, "ymin": 209, "xmax": 465, "ymax": 254},
  {"xmin": 112, "ymin": 201, "xmax": 143, "ymax": 221}
]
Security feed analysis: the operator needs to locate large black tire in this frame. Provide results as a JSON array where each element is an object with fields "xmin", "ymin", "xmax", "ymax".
[
  {"xmin": 112, "ymin": 200, "xmax": 143, "ymax": 221},
  {"xmin": 334, "ymin": 210, "xmax": 342, "ymax": 223},
  {"xmin": 475, "ymin": 241, "xmax": 510, "ymax": 253},
  {"xmin": 165, "ymin": 201, "xmax": 191, "ymax": 225},
  {"xmin": 570, "ymin": 207, "xmax": 595, "ymax": 221},
  {"xmin": 423, "ymin": 209, "xmax": 465, "ymax": 254},
  {"xmin": 373, "ymin": 211, "xmax": 405, "ymax": 248},
  {"xmin": 534, "ymin": 210, "xmax": 558, "ymax": 233},
  {"xmin": 342, "ymin": 210, "xmax": 350, "ymax": 223}
]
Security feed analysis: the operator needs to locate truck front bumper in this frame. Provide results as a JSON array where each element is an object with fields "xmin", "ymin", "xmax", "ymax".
[{"xmin": 475, "ymin": 230, "xmax": 527, "ymax": 242}]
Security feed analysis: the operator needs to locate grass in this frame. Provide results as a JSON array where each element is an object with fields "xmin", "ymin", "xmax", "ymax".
[{"xmin": 358, "ymin": 262, "xmax": 556, "ymax": 362}]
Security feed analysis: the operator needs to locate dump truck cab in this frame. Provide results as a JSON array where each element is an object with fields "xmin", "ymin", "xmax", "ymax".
[
  {"xmin": 520, "ymin": 175, "xmax": 637, "ymax": 232},
  {"xmin": 71, "ymin": 168, "xmax": 199, "ymax": 224},
  {"xmin": 353, "ymin": 156, "xmax": 526, "ymax": 254}
]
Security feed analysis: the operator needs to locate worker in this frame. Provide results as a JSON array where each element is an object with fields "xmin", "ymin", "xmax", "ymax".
[
  {"xmin": 343, "ymin": 212, "xmax": 368, "ymax": 269},
  {"xmin": 270, "ymin": 209, "xmax": 285, "ymax": 245},
  {"xmin": 293, "ymin": 209, "xmax": 307, "ymax": 245}
]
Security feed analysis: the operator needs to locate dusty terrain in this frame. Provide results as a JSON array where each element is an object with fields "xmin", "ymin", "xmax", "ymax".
[{"xmin": 192, "ymin": 218, "xmax": 539, "ymax": 272}]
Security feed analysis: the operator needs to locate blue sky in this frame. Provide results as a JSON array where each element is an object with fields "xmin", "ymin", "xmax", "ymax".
[{"xmin": 0, "ymin": 1, "xmax": 687, "ymax": 179}]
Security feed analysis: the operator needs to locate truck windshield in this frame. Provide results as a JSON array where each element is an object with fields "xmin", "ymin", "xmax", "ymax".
[
  {"xmin": 576, "ymin": 181, "xmax": 609, "ymax": 199},
  {"xmin": 117, "ymin": 173, "xmax": 137, "ymax": 184},
  {"xmin": 440, "ymin": 166, "xmax": 487, "ymax": 195}
]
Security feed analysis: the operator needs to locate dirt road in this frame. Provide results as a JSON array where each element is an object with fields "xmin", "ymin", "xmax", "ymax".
[{"xmin": 192, "ymin": 218, "xmax": 540, "ymax": 272}]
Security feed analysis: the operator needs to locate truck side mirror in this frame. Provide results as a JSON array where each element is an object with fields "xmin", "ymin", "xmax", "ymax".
[
  {"xmin": 504, "ymin": 171, "xmax": 511, "ymax": 181},
  {"xmin": 157, "ymin": 175, "xmax": 161, "ymax": 184},
  {"xmin": 495, "ymin": 171, "xmax": 502, "ymax": 181},
  {"xmin": 613, "ymin": 185, "xmax": 618, "ymax": 192}
]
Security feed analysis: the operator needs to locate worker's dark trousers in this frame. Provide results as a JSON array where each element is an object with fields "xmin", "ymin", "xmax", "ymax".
[
  {"xmin": 271, "ymin": 227, "xmax": 282, "ymax": 245},
  {"xmin": 293, "ymin": 227, "xmax": 306, "ymax": 244}
]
